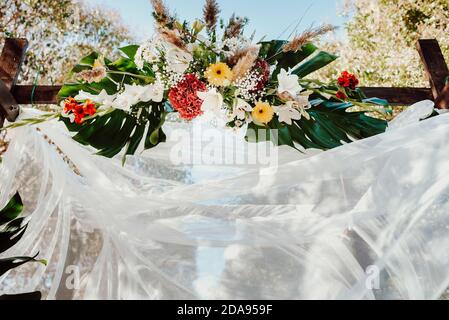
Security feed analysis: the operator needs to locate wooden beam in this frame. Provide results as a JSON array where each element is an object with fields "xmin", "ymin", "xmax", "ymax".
[
  {"xmin": 416, "ymin": 39, "xmax": 449, "ymax": 99},
  {"xmin": 8, "ymin": 85, "xmax": 435, "ymax": 106},
  {"xmin": 0, "ymin": 38, "xmax": 447, "ymax": 114},
  {"xmin": 0, "ymin": 38, "xmax": 28, "ymax": 123},
  {"xmin": 12, "ymin": 85, "xmax": 61, "ymax": 105},
  {"xmin": 360, "ymin": 87, "xmax": 434, "ymax": 105},
  {"xmin": 435, "ymin": 83, "xmax": 449, "ymax": 109}
]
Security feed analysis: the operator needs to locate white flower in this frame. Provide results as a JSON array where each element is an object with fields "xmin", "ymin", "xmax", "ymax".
[
  {"xmin": 75, "ymin": 90, "xmax": 117, "ymax": 109},
  {"xmin": 60, "ymin": 111, "xmax": 76, "ymax": 123},
  {"xmin": 186, "ymin": 43, "xmax": 199, "ymax": 53},
  {"xmin": 166, "ymin": 47, "xmax": 193, "ymax": 74},
  {"xmin": 232, "ymin": 99, "xmax": 253, "ymax": 120},
  {"xmin": 140, "ymin": 82, "xmax": 165, "ymax": 103},
  {"xmin": 219, "ymin": 36, "xmax": 252, "ymax": 57},
  {"xmin": 295, "ymin": 92, "xmax": 312, "ymax": 110},
  {"xmin": 135, "ymin": 37, "xmax": 162, "ymax": 69},
  {"xmin": 235, "ymin": 120, "xmax": 243, "ymax": 126},
  {"xmin": 319, "ymin": 92, "xmax": 333, "ymax": 100},
  {"xmin": 273, "ymin": 101, "xmax": 302, "ymax": 125},
  {"xmin": 112, "ymin": 83, "xmax": 165, "ymax": 112},
  {"xmin": 277, "ymin": 68, "xmax": 302, "ymax": 96},
  {"xmin": 197, "ymin": 88, "xmax": 224, "ymax": 116},
  {"xmin": 111, "ymin": 86, "xmax": 139, "ymax": 111}
]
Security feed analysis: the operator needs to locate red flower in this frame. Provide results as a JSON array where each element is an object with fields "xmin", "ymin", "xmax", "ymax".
[
  {"xmin": 338, "ymin": 71, "xmax": 359, "ymax": 90},
  {"xmin": 336, "ymin": 91, "xmax": 347, "ymax": 100},
  {"xmin": 250, "ymin": 59, "xmax": 270, "ymax": 93},
  {"xmin": 63, "ymin": 97, "xmax": 97, "ymax": 124},
  {"xmin": 63, "ymin": 97, "xmax": 78, "ymax": 114},
  {"xmin": 83, "ymin": 100, "xmax": 97, "ymax": 116},
  {"xmin": 168, "ymin": 74, "xmax": 207, "ymax": 121}
]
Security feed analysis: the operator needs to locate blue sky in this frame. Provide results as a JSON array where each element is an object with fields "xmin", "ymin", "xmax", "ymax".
[{"xmin": 89, "ymin": 0, "xmax": 349, "ymax": 41}]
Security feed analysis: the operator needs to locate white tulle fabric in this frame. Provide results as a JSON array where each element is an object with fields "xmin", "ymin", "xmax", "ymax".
[{"xmin": 1, "ymin": 100, "xmax": 449, "ymax": 300}]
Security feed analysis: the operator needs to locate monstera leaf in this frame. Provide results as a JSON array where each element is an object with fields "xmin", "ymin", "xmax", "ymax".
[
  {"xmin": 0, "ymin": 192, "xmax": 46, "ymax": 300},
  {"xmin": 248, "ymin": 100, "xmax": 387, "ymax": 149},
  {"xmin": 59, "ymin": 104, "xmax": 167, "ymax": 160},
  {"xmin": 259, "ymin": 41, "xmax": 324, "ymax": 79}
]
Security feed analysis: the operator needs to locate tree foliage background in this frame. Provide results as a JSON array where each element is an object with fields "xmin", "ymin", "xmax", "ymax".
[
  {"xmin": 319, "ymin": 0, "xmax": 449, "ymax": 87},
  {"xmin": 0, "ymin": 0, "xmax": 133, "ymax": 85},
  {"xmin": 0, "ymin": 0, "xmax": 133, "ymax": 156}
]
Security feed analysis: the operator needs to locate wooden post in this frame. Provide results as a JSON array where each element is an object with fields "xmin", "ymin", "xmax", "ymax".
[
  {"xmin": 0, "ymin": 38, "xmax": 28, "ymax": 127},
  {"xmin": 435, "ymin": 84, "xmax": 449, "ymax": 110},
  {"xmin": 416, "ymin": 39, "xmax": 449, "ymax": 101}
]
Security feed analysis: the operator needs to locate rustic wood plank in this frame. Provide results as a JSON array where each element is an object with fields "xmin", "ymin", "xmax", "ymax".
[
  {"xmin": 12, "ymin": 85, "xmax": 62, "ymax": 105},
  {"xmin": 0, "ymin": 38, "xmax": 28, "ymax": 123},
  {"xmin": 416, "ymin": 39, "xmax": 449, "ymax": 99},
  {"xmin": 0, "ymin": 38, "xmax": 28, "ymax": 89},
  {"xmin": 435, "ymin": 83, "xmax": 449, "ymax": 110},
  {"xmin": 9, "ymin": 85, "xmax": 434, "ymax": 106},
  {"xmin": 360, "ymin": 87, "xmax": 434, "ymax": 105}
]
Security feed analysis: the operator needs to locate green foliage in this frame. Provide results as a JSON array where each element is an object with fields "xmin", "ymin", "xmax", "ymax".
[
  {"xmin": 260, "ymin": 41, "xmax": 319, "ymax": 78},
  {"xmin": 292, "ymin": 51, "xmax": 338, "ymax": 78},
  {"xmin": 0, "ymin": 0, "xmax": 132, "ymax": 86},
  {"xmin": 60, "ymin": 106, "xmax": 166, "ymax": 160},
  {"xmin": 248, "ymin": 99, "xmax": 387, "ymax": 150},
  {"xmin": 318, "ymin": 0, "xmax": 449, "ymax": 87},
  {"xmin": 0, "ymin": 192, "xmax": 46, "ymax": 300}
]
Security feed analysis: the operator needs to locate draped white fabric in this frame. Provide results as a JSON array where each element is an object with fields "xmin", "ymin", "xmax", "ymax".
[{"xmin": 1, "ymin": 100, "xmax": 449, "ymax": 300}]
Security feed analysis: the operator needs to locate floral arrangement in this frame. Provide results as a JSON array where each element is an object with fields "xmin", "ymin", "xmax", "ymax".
[{"xmin": 7, "ymin": 0, "xmax": 391, "ymax": 160}]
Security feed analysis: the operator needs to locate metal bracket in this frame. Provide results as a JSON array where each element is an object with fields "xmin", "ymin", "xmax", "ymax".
[{"xmin": 0, "ymin": 79, "xmax": 20, "ymax": 122}]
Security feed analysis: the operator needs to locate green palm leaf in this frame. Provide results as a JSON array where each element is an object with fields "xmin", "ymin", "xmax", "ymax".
[
  {"xmin": 248, "ymin": 102, "xmax": 387, "ymax": 150},
  {"xmin": 60, "ymin": 103, "xmax": 167, "ymax": 160},
  {"xmin": 0, "ymin": 192, "xmax": 23, "ymax": 225},
  {"xmin": 0, "ymin": 193, "xmax": 46, "ymax": 300},
  {"xmin": 259, "ymin": 41, "xmax": 319, "ymax": 78}
]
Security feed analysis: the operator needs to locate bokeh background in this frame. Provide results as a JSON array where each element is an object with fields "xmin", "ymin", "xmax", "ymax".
[{"xmin": 1, "ymin": 0, "xmax": 448, "ymax": 87}]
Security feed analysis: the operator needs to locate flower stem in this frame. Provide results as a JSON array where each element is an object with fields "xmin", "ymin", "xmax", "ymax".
[
  {"xmin": 311, "ymin": 88, "xmax": 392, "ymax": 120},
  {"xmin": 107, "ymin": 71, "xmax": 154, "ymax": 82},
  {"xmin": 82, "ymin": 107, "xmax": 115, "ymax": 121},
  {"xmin": 0, "ymin": 113, "xmax": 60, "ymax": 131}
]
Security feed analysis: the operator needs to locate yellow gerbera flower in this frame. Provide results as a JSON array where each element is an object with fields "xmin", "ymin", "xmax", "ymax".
[
  {"xmin": 252, "ymin": 102, "xmax": 274, "ymax": 125},
  {"xmin": 204, "ymin": 62, "xmax": 233, "ymax": 87}
]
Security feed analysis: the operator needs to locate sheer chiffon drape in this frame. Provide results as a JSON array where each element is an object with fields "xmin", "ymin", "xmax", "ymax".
[{"xmin": 1, "ymin": 101, "xmax": 449, "ymax": 300}]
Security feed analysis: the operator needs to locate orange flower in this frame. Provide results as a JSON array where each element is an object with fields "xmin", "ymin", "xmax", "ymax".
[
  {"xmin": 63, "ymin": 97, "xmax": 78, "ymax": 114},
  {"xmin": 63, "ymin": 97, "xmax": 97, "ymax": 124}
]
